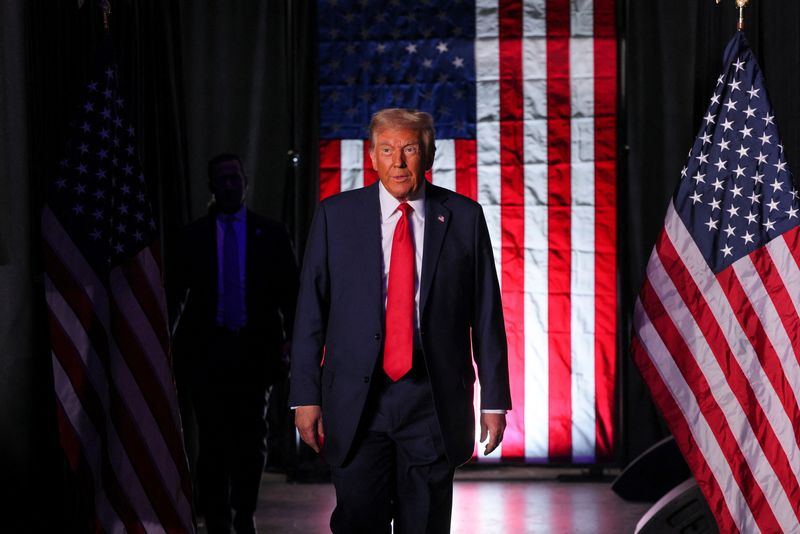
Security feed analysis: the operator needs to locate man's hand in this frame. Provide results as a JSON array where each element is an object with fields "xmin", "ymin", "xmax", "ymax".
[
  {"xmin": 295, "ymin": 405, "xmax": 324, "ymax": 453},
  {"xmin": 479, "ymin": 412, "xmax": 506, "ymax": 456}
]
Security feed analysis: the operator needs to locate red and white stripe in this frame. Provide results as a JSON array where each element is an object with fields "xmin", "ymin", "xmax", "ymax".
[
  {"xmin": 634, "ymin": 202, "xmax": 800, "ymax": 533},
  {"xmin": 318, "ymin": 0, "xmax": 617, "ymax": 463},
  {"xmin": 43, "ymin": 206, "xmax": 195, "ymax": 533}
]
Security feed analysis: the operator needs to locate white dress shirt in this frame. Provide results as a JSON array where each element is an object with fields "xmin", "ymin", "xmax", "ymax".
[{"xmin": 378, "ymin": 179, "xmax": 426, "ymax": 329}]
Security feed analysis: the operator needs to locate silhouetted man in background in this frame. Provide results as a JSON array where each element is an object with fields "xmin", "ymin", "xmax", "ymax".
[{"xmin": 169, "ymin": 153, "xmax": 298, "ymax": 534}]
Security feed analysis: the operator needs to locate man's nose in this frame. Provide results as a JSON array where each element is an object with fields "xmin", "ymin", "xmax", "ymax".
[{"xmin": 392, "ymin": 151, "xmax": 406, "ymax": 167}]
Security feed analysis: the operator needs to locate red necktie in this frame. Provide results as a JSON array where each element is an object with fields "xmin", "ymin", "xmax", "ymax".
[{"xmin": 384, "ymin": 202, "xmax": 415, "ymax": 381}]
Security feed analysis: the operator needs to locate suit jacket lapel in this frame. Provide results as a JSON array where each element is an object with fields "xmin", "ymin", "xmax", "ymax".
[
  {"xmin": 420, "ymin": 183, "xmax": 450, "ymax": 315},
  {"xmin": 360, "ymin": 183, "xmax": 384, "ymax": 317},
  {"xmin": 245, "ymin": 209, "xmax": 256, "ymax": 316}
]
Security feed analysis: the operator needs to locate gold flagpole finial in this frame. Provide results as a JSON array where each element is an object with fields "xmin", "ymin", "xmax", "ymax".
[
  {"xmin": 736, "ymin": 0, "xmax": 750, "ymax": 31},
  {"xmin": 716, "ymin": 0, "xmax": 750, "ymax": 31}
]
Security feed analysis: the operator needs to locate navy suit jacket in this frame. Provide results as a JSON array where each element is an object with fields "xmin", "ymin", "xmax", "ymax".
[
  {"xmin": 289, "ymin": 182, "xmax": 511, "ymax": 467},
  {"xmin": 169, "ymin": 209, "xmax": 299, "ymax": 391}
]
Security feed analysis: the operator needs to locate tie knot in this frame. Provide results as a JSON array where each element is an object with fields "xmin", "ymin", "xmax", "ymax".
[{"xmin": 398, "ymin": 202, "xmax": 413, "ymax": 217}]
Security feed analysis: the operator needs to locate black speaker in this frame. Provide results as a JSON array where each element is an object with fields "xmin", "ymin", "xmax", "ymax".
[
  {"xmin": 635, "ymin": 479, "xmax": 719, "ymax": 534},
  {"xmin": 612, "ymin": 436, "xmax": 691, "ymax": 502}
]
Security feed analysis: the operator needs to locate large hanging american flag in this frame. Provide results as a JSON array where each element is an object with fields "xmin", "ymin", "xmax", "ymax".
[
  {"xmin": 41, "ymin": 39, "xmax": 195, "ymax": 532},
  {"xmin": 633, "ymin": 32, "xmax": 800, "ymax": 533},
  {"xmin": 317, "ymin": 0, "xmax": 617, "ymax": 462}
]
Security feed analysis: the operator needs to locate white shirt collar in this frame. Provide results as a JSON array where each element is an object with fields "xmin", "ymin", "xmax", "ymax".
[{"xmin": 378, "ymin": 179, "xmax": 426, "ymax": 223}]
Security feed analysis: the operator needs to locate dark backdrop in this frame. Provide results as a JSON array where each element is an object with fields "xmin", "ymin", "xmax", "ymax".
[
  {"xmin": 2, "ymin": 0, "xmax": 800, "ymax": 528},
  {"xmin": 177, "ymin": 0, "xmax": 318, "ymax": 252}
]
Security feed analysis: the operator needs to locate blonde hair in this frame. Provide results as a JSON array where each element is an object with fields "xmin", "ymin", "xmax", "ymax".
[{"xmin": 368, "ymin": 108, "xmax": 436, "ymax": 169}]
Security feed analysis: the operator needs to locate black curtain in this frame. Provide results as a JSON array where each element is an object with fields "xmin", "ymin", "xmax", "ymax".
[
  {"xmin": 176, "ymin": 0, "xmax": 317, "ymax": 252},
  {"xmin": 621, "ymin": 1, "xmax": 800, "ymax": 463},
  {"xmin": 0, "ymin": 0, "xmax": 55, "ymax": 527}
]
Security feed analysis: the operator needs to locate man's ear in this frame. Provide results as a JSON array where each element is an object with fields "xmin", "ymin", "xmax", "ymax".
[{"xmin": 425, "ymin": 147, "xmax": 436, "ymax": 171}]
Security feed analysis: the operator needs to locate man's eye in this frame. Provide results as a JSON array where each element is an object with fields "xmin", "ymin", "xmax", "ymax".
[{"xmin": 404, "ymin": 146, "xmax": 418, "ymax": 155}]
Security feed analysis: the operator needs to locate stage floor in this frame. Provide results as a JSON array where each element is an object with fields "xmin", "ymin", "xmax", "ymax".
[{"xmin": 199, "ymin": 466, "xmax": 653, "ymax": 533}]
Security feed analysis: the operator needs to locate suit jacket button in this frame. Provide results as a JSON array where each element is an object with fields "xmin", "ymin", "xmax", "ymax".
[
  {"xmin": 374, "ymin": 333, "xmax": 381, "ymax": 341},
  {"xmin": 363, "ymin": 376, "xmax": 370, "ymax": 383}
]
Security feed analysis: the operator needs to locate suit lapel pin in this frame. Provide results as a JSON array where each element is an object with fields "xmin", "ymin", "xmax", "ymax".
[{"xmin": 437, "ymin": 215, "xmax": 445, "ymax": 223}]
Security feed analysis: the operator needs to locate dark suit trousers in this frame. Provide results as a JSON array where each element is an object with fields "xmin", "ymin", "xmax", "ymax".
[
  {"xmin": 330, "ymin": 362, "xmax": 455, "ymax": 534},
  {"xmin": 193, "ymin": 328, "xmax": 269, "ymax": 534}
]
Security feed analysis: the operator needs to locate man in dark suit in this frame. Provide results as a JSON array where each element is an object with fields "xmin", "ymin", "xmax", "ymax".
[
  {"xmin": 290, "ymin": 109, "xmax": 511, "ymax": 533},
  {"xmin": 169, "ymin": 153, "xmax": 298, "ymax": 534}
]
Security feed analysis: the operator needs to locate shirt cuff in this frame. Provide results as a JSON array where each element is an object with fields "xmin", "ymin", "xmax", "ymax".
[{"xmin": 480, "ymin": 409, "xmax": 507, "ymax": 414}]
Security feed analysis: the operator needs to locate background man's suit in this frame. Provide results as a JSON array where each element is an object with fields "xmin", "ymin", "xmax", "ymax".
[
  {"xmin": 170, "ymin": 208, "xmax": 298, "ymax": 532},
  {"xmin": 290, "ymin": 180, "xmax": 511, "ymax": 506}
]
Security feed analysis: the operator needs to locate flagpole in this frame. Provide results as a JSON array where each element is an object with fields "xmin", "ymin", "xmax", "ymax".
[
  {"xmin": 101, "ymin": 0, "xmax": 111, "ymax": 32},
  {"xmin": 715, "ymin": 0, "xmax": 751, "ymax": 31}
]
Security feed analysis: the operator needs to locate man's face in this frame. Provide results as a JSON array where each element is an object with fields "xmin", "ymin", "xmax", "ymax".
[
  {"xmin": 369, "ymin": 127, "xmax": 427, "ymax": 201},
  {"xmin": 209, "ymin": 159, "xmax": 246, "ymax": 214}
]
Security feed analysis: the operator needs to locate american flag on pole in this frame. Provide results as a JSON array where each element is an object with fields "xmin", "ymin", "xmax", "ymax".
[
  {"xmin": 633, "ymin": 32, "xmax": 800, "ymax": 533},
  {"xmin": 42, "ymin": 39, "xmax": 195, "ymax": 532},
  {"xmin": 317, "ymin": 0, "xmax": 617, "ymax": 462}
]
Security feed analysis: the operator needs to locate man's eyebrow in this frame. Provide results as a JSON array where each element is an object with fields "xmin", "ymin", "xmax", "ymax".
[{"xmin": 377, "ymin": 141, "xmax": 419, "ymax": 147}]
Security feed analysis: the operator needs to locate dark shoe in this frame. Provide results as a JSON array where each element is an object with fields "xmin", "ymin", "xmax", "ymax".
[
  {"xmin": 204, "ymin": 514, "xmax": 233, "ymax": 534},
  {"xmin": 233, "ymin": 515, "xmax": 257, "ymax": 534}
]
